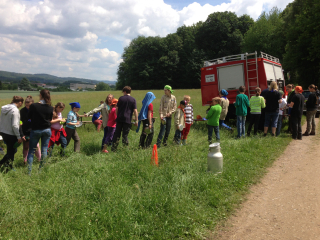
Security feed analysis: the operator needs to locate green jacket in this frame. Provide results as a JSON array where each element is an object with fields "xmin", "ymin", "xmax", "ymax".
[
  {"xmin": 235, "ymin": 94, "xmax": 250, "ymax": 116},
  {"xmin": 249, "ymin": 96, "xmax": 266, "ymax": 113},
  {"xmin": 206, "ymin": 104, "xmax": 222, "ymax": 126}
]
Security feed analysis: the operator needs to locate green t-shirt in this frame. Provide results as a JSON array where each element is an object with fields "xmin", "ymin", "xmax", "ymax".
[
  {"xmin": 235, "ymin": 94, "xmax": 250, "ymax": 116},
  {"xmin": 206, "ymin": 104, "xmax": 222, "ymax": 126}
]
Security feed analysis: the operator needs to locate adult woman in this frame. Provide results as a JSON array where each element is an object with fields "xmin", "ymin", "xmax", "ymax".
[
  {"xmin": 20, "ymin": 96, "xmax": 41, "ymax": 164},
  {"xmin": 136, "ymin": 92, "xmax": 156, "ymax": 148},
  {"xmin": 219, "ymin": 89, "xmax": 233, "ymax": 131},
  {"xmin": 289, "ymin": 86, "xmax": 305, "ymax": 140},
  {"xmin": 303, "ymin": 84, "xmax": 319, "ymax": 136},
  {"xmin": 0, "ymin": 96, "xmax": 24, "ymax": 171},
  {"xmin": 27, "ymin": 90, "xmax": 53, "ymax": 174},
  {"xmin": 85, "ymin": 94, "xmax": 114, "ymax": 149},
  {"xmin": 263, "ymin": 81, "xmax": 282, "ymax": 136}
]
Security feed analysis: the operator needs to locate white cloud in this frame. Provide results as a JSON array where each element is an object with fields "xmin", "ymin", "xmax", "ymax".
[{"xmin": 0, "ymin": 0, "xmax": 294, "ymax": 81}]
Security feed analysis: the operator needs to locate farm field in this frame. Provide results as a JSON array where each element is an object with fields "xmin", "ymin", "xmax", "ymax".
[{"xmin": 0, "ymin": 89, "xmax": 292, "ymax": 239}]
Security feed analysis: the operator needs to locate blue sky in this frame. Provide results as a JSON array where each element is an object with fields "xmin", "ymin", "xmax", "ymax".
[
  {"xmin": 0, "ymin": 0, "xmax": 293, "ymax": 81},
  {"xmin": 164, "ymin": 0, "xmax": 230, "ymax": 10}
]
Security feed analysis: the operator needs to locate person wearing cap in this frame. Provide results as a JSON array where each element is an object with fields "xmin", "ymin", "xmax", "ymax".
[
  {"xmin": 156, "ymin": 85, "xmax": 177, "ymax": 147},
  {"xmin": 263, "ymin": 81, "xmax": 282, "ymax": 137},
  {"xmin": 111, "ymin": 86, "xmax": 138, "ymax": 151},
  {"xmin": 66, "ymin": 102, "xmax": 81, "ymax": 152},
  {"xmin": 173, "ymin": 100, "xmax": 186, "ymax": 145},
  {"xmin": 136, "ymin": 92, "xmax": 156, "ymax": 149},
  {"xmin": 288, "ymin": 86, "xmax": 305, "ymax": 140},
  {"xmin": 219, "ymin": 89, "xmax": 233, "ymax": 132},
  {"xmin": 85, "ymin": 94, "xmax": 114, "ymax": 149},
  {"xmin": 276, "ymin": 90, "xmax": 287, "ymax": 136},
  {"xmin": 26, "ymin": 90, "xmax": 53, "ymax": 174}
]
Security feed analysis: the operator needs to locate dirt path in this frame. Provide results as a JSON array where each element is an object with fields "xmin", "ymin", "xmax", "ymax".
[{"xmin": 212, "ymin": 119, "xmax": 320, "ymax": 240}]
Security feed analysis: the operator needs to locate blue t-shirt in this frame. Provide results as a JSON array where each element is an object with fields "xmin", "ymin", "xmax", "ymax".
[
  {"xmin": 66, "ymin": 110, "xmax": 78, "ymax": 129},
  {"xmin": 92, "ymin": 112, "xmax": 101, "ymax": 122}
]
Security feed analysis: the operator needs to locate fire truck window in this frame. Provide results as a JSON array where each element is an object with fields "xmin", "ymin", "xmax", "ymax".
[
  {"xmin": 218, "ymin": 64, "xmax": 244, "ymax": 90},
  {"xmin": 205, "ymin": 74, "xmax": 215, "ymax": 83},
  {"xmin": 274, "ymin": 66, "xmax": 283, "ymax": 80},
  {"xmin": 264, "ymin": 62, "xmax": 276, "ymax": 81},
  {"xmin": 277, "ymin": 80, "xmax": 284, "ymax": 91}
]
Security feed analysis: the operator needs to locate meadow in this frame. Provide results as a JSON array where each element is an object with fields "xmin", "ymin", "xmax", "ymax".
[{"xmin": 0, "ymin": 89, "xmax": 292, "ymax": 239}]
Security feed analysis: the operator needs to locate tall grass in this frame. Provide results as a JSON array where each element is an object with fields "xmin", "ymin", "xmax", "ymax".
[{"xmin": 0, "ymin": 90, "xmax": 292, "ymax": 239}]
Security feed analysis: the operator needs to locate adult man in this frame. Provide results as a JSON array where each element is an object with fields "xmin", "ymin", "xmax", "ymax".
[
  {"xmin": 289, "ymin": 86, "xmax": 305, "ymax": 140},
  {"xmin": 111, "ymin": 86, "xmax": 138, "ymax": 151},
  {"xmin": 156, "ymin": 85, "xmax": 177, "ymax": 147}
]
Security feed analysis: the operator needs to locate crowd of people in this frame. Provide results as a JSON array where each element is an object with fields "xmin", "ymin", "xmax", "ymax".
[{"xmin": 0, "ymin": 83, "xmax": 318, "ymax": 175}]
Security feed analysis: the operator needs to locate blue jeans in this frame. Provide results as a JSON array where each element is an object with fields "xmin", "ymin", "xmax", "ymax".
[
  {"xmin": 264, "ymin": 112, "xmax": 279, "ymax": 128},
  {"xmin": 173, "ymin": 129, "xmax": 182, "ymax": 144},
  {"xmin": 237, "ymin": 116, "xmax": 246, "ymax": 138},
  {"xmin": 276, "ymin": 115, "xmax": 283, "ymax": 136},
  {"xmin": 102, "ymin": 126, "xmax": 108, "ymax": 149},
  {"xmin": 27, "ymin": 128, "xmax": 51, "ymax": 174},
  {"xmin": 156, "ymin": 117, "xmax": 172, "ymax": 147},
  {"xmin": 219, "ymin": 120, "xmax": 232, "ymax": 130},
  {"xmin": 207, "ymin": 125, "xmax": 220, "ymax": 142}
]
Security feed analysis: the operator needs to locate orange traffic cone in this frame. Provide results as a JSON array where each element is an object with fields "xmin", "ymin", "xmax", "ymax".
[{"xmin": 151, "ymin": 144, "xmax": 158, "ymax": 166}]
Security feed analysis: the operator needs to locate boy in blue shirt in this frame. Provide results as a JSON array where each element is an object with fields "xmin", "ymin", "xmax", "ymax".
[{"xmin": 66, "ymin": 102, "xmax": 81, "ymax": 152}]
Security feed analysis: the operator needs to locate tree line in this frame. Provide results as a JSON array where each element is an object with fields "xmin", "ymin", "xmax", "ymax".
[{"xmin": 116, "ymin": 0, "xmax": 320, "ymax": 89}]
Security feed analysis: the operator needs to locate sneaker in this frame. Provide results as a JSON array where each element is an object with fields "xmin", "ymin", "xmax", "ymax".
[
  {"xmin": 310, "ymin": 131, "xmax": 316, "ymax": 135},
  {"xmin": 102, "ymin": 150, "xmax": 109, "ymax": 153},
  {"xmin": 302, "ymin": 132, "xmax": 309, "ymax": 136}
]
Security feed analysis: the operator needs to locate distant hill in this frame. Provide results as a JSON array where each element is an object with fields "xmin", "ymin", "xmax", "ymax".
[{"xmin": 0, "ymin": 70, "xmax": 116, "ymax": 85}]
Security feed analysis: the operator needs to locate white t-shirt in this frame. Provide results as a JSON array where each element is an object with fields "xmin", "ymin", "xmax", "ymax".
[{"xmin": 279, "ymin": 98, "xmax": 287, "ymax": 115}]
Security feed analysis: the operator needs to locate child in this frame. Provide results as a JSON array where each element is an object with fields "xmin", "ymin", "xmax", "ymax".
[
  {"xmin": 92, "ymin": 101, "xmax": 104, "ymax": 132},
  {"xmin": 136, "ymin": 92, "xmax": 156, "ymax": 149},
  {"xmin": 102, "ymin": 99, "xmax": 118, "ymax": 153},
  {"xmin": 277, "ymin": 90, "xmax": 287, "ymax": 136},
  {"xmin": 66, "ymin": 102, "xmax": 81, "ymax": 152},
  {"xmin": 247, "ymin": 88, "xmax": 266, "ymax": 136},
  {"xmin": 206, "ymin": 97, "xmax": 222, "ymax": 143},
  {"xmin": 156, "ymin": 85, "xmax": 177, "ymax": 147},
  {"xmin": 181, "ymin": 95, "xmax": 193, "ymax": 145},
  {"xmin": 173, "ymin": 100, "xmax": 186, "ymax": 145},
  {"xmin": 20, "ymin": 96, "xmax": 41, "ymax": 164},
  {"xmin": 234, "ymin": 86, "xmax": 250, "ymax": 138},
  {"xmin": 48, "ymin": 102, "xmax": 67, "ymax": 156},
  {"xmin": 219, "ymin": 89, "xmax": 233, "ymax": 131}
]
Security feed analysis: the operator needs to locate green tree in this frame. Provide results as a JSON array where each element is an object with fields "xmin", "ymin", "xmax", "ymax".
[
  {"xmin": 0, "ymin": 80, "xmax": 2, "ymax": 90},
  {"xmin": 195, "ymin": 11, "xmax": 253, "ymax": 59},
  {"xmin": 242, "ymin": 7, "xmax": 285, "ymax": 61},
  {"xmin": 282, "ymin": 0, "xmax": 320, "ymax": 87},
  {"xmin": 95, "ymin": 82, "xmax": 110, "ymax": 91},
  {"xmin": 19, "ymin": 77, "xmax": 31, "ymax": 90}
]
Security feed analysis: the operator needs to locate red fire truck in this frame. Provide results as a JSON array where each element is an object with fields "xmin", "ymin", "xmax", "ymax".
[{"xmin": 201, "ymin": 51, "xmax": 286, "ymax": 117}]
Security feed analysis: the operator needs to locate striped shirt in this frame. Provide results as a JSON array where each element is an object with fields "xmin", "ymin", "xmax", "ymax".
[{"xmin": 185, "ymin": 104, "xmax": 194, "ymax": 124}]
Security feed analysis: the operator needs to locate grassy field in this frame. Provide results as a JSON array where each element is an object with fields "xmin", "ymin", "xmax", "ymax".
[{"xmin": 0, "ymin": 89, "xmax": 293, "ymax": 239}]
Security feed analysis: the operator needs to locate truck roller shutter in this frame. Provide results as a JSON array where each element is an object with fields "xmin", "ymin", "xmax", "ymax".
[{"xmin": 218, "ymin": 64, "xmax": 245, "ymax": 90}]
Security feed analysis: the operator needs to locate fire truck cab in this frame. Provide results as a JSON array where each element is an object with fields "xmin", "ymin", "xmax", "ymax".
[{"xmin": 201, "ymin": 51, "xmax": 286, "ymax": 118}]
